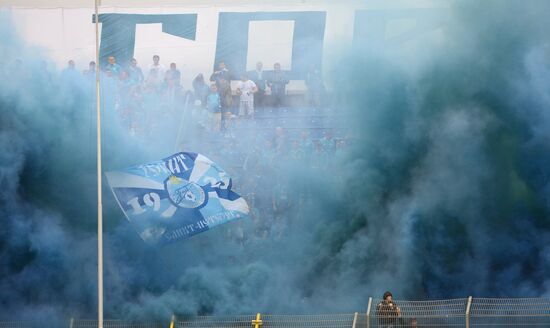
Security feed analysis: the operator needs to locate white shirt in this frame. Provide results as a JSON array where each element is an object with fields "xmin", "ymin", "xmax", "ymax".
[
  {"xmin": 148, "ymin": 63, "xmax": 165, "ymax": 83},
  {"xmin": 237, "ymin": 80, "xmax": 256, "ymax": 101}
]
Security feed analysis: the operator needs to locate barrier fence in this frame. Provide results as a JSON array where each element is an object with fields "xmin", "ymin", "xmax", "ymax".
[
  {"xmin": 176, "ymin": 314, "xmax": 356, "ymax": 328},
  {"xmin": 72, "ymin": 320, "xmax": 165, "ymax": 328},
  {"xmin": 3, "ymin": 297, "xmax": 550, "ymax": 327},
  {"xmin": 364, "ymin": 297, "xmax": 470, "ymax": 327},
  {"xmin": 470, "ymin": 298, "xmax": 550, "ymax": 327}
]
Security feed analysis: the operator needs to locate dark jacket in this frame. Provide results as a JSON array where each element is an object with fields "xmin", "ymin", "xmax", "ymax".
[
  {"xmin": 267, "ymin": 70, "xmax": 289, "ymax": 95},
  {"xmin": 376, "ymin": 300, "xmax": 400, "ymax": 326},
  {"xmin": 247, "ymin": 69, "xmax": 267, "ymax": 91}
]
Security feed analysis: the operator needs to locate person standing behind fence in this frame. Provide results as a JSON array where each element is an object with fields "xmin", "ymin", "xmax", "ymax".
[
  {"xmin": 248, "ymin": 61, "xmax": 266, "ymax": 108},
  {"xmin": 236, "ymin": 73, "xmax": 257, "ymax": 118},
  {"xmin": 105, "ymin": 56, "xmax": 122, "ymax": 76},
  {"xmin": 83, "ymin": 61, "xmax": 96, "ymax": 91},
  {"xmin": 61, "ymin": 60, "xmax": 80, "ymax": 85},
  {"xmin": 267, "ymin": 62, "xmax": 289, "ymax": 108},
  {"xmin": 376, "ymin": 291, "xmax": 401, "ymax": 328},
  {"xmin": 217, "ymin": 76, "xmax": 233, "ymax": 131},
  {"xmin": 148, "ymin": 55, "xmax": 165, "ymax": 87},
  {"xmin": 83, "ymin": 61, "xmax": 96, "ymax": 79},
  {"xmin": 193, "ymin": 73, "xmax": 209, "ymax": 107},
  {"xmin": 166, "ymin": 63, "xmax": 181, "ymax": 87},
  {"xmin": 206, "ymin": 84, "xmax": 222, "ymax": 133},
  {"xmin": 127, "ymin": 58, "xmax": 144, "ymax": 85},
  {"xmin": 210, "ymin": 60, "xmax": 231, "ymax": 88}
]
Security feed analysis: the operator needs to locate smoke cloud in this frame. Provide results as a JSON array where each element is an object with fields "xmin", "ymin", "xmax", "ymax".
[{"xmin": 1, "ymin": 0, "xmax": 550, "ymax": 325}]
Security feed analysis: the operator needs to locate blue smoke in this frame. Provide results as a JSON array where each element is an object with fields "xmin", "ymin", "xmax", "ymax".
[{"xmin": 1, "ymin": 0, "xmax": 550, "ymax": 325}]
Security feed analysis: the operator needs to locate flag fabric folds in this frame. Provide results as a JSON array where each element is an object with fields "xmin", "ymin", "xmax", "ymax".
[{"xmin": 105, "ymin": 152, "xmax": 249, "ymax": 245}]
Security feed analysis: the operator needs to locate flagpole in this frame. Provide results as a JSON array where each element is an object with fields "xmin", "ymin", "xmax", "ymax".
[{"xmin": 94, "ymin": 0, "xmax": 104, "ymax": 327}]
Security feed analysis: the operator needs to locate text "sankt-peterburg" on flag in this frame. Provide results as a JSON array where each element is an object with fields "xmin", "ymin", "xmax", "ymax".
[{"xmin": 105, "ymin": 152, "xmax": 249, "ymax": 245}]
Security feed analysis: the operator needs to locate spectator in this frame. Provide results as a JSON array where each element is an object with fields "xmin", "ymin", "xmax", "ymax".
[
  {"xmin": 146, "ymin": 68, "xmax": 161, "ymax": 90},
  {"xmin": 376, "ymin": 291, "xmax": 401, "ymax": 328},
  {"xmin": 236, "ymin": 73, "xmax": 257, "ymax": 118},
  {"xmin": 148, "ymin": 55, "xmax": 165, "ymax": 86},
  {"xmin": 267, "ymin": 62, "xmax": 288, "ymax": 108},
  {"xmin": 273, "ymin": 126, "xmax": 288, "ymax": 156},
  {"xmin": 217, "ymin": 76, "xmax": 233, "ymax": 130},
  {"xmin": 105, "ymin": 56, "xmax": 122, "ymax": 76},
  {"xmin": 166, "ymin": 62, "xmax": 181, "ymax": 87},
  {"xmin": 319, "ymin": 130, "xmax": 336, "ymax": 163},
  {"xmin": 61, "ymin": 60, "xmax": 81, "ymax": 85},
  {"xmin": 192, "ymin": 73, "xmax": 209, "ymax": 107},
  {"xmin": 223, "ymin": 111, "xmax": 235, "ymax": 138},
  {"xmin": 206, "ymin": 84, "xmax": 222, "ymax": 133},
  {"xmin": 305, "ymin": 65, "xmax": 325, "ymax": 108},
  {"xmin": 127, "ymin": 58, "xmax": 144, "ymax": 85},
  {"xmin": 248, "ymin": 61, "xmax": 266, "ymax": 108},
  {"xmin": 83, "ymin": 61, "xmax": 96, "ymax": 78},
  {"xmin": 210, "ymin": 60, "xmax": 231, "ymax": 88},
  {"xmin": 161, "ymin": 63, "xmax": 180, "ymax": 109}
]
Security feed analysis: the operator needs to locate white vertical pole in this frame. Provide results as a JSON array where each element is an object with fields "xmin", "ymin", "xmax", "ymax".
[
  {"xmin": 366, "ymin": 297, "xmax": 372, "ymax": 328},
  {"xmin": 466, "ymin": 296, "xmax": 472, "ymax": 328},
  {"xmin": 351, "ymin": 312, "xmax": 358, "ymax": 328},
  {"xmin": 95, "ymin": 0, "xmax": 103, "ymax": 328}
]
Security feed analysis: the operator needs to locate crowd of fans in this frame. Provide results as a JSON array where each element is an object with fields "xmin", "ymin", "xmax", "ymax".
[
  {"xmin": 11, "ymin": 54, "xmax": 343, "ymax": 244},
  {"xmin": 201, "ymin": 125, "xmax": 348, "ymax": 246},
  {"xmin": 73, "ymin": 55, "xmax": 339, "ymax": 244},
  {"xmin": 57, "ymin": 55, "xmax": 188, "ymax": 136},
  {"xmin": 56, "ymin": 55, "xmax": 327, "ymax": 136}
]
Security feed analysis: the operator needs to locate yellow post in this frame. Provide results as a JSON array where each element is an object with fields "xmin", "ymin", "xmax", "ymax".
[
  {"xmin": 169, "ymin": 314, "xmax": 175, "ymax": 328},
  {"xmin": 251, "ymin": 313, "xmax": 263, "ymax": 328}
]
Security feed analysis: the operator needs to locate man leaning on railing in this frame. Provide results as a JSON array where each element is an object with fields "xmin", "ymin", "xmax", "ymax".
[{"xmin": 376, "ymin": 291, "xmax": 401, "ymax": 327}]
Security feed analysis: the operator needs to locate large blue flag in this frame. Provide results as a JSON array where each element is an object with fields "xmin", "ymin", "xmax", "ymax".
[{"xmin": 105, "ymin": 152, "xmax": 249, "ymax": 245}]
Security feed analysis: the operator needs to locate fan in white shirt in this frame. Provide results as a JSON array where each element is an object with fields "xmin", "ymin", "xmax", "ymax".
[
  {"xmin": 147, "ymin": 54, "xmax": 165, "ymax": 85},
  {"xmin": 236, "ymin": 74, "xmax": 258, "ymax": 117}
]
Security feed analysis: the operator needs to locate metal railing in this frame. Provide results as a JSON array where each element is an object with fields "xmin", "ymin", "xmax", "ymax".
[
  {"xmin": 261, "ymin": 314, "xmax": 355, "ymax": 328},
  {"xmin": 470, "ymin": 298, "xmax": 550, "ymax": 327},
  {"xmin": 4, "ymin": 297, "xmax": 550, "ymax": 328},
  {"xmin": 0, "ymin": 322, "xmax": 27, "ymax": 328},
  {"xmin": 72, "ymin": 320, "xmax": 165, "ymax": 328},
  {"xmin": 176, "ymin": 315, "xmax": 257, "ymax": 328},
  {"xmin": 363, "ymin": 297, "xmax": 469, "ymax": 327},
  {"xmin": 176, "ymin": 314, "xmax": 356, "ymax": 328}
]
